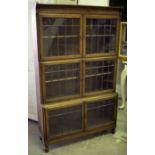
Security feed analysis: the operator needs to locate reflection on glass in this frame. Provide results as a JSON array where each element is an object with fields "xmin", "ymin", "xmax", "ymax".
[
  {"xmin": 45, "ymin": 63, "xmax": 80, "ymax": 100},
  {"xmin": 86, "ymin": 19, "xmax": 117, "ymax": 54},
  {"xmin": 85, "ymin": 60, "xmax": 115, "ymax": 93},
  {"xmin": 42, "ymin": 18, "xmax": 80, "ymax": 57},
  {"xmin": 48, "ymin": 105, "xmax": 82, "ymax": 137},
  {"xmin": 87, "ymin": 99, "xmax": 115, "ymax": 128}
]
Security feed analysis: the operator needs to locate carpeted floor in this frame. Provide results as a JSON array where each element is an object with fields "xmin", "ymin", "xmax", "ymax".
[{"xmin": 28, "ymin": 99, "xmax": 127, "ymax": 155}]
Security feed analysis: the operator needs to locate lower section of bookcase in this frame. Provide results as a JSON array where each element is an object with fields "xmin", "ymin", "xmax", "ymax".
[{"xmin": 39, "ymin": 93, "xmax": 118, "ymax": 152}]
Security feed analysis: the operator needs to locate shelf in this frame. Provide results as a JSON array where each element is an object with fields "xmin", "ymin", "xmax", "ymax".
[
  {"xmin": 48, "ymin": 110, "xmax": 81, "ymax": 118},
  {"xmin": 86, "ymin": 65, "xmax": 114, "ymax": 70},
  {"xmin": 45, "ymin": 68, "xmax": 79, "ymax": 74},
  {"xmin": 45, "ymin": 76, "xmax": 78, "ymax": 83},
  {"xmin": 88, "ymin": 103, "xmax": 114, "ymax": 111},
  {"xmin": 43, "ymin": 35, "xmax": 79, "ymax": 39},
  {"xmin": 85, "ymin": 72, "xmax": 112, "ymax": 78},
  {"xmin": 43, "ymin": 25, "xmax": 80, "ymax": 27},
  {"xmin": 86, "ymin": 34, "xmax": 115, "ymax": 37},
  {"xmin": 86, "ymin": 25, "xmax": 116, "ymax": 27}
]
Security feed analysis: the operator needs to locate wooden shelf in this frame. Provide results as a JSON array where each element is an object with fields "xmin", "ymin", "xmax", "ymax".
[
  {"xmin": 88, "ymin": 102, "xmax": 114, "ymax": 111},
  {"xmin": 43, "ymin": 25, "xmax": 80, "ymax": 27},
  {"xmin": 86, "ymin": 65, "xmax": 114, "ymax": 70},
  {"xmin": 86, "ymin": 34, "xmax": 115, "ymax": 37},
  {"xmin": 43, "ymin": 35, "xmax": 79, "ymax": 39},
  {"xmin": 85, "ymin": 72, "xmax": 112, "ymax": 78},
  {"xmin": 86, "ymin": 25, "xmax": 116, "ymax": 27},
  {"xmin": 48, "ymin": 110, "xmax": 81, "ymax": 118},
  {"xmin": 45, "ymin": 68, "xmax": 79, "ymax": 74},
  {"xmin": 45, "ymin": 76, "xmax": 78, "ymax": 83}
]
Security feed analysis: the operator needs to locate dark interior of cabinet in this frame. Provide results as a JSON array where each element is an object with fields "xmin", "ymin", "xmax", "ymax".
[
  {"xmin": 45, "ymin": 63, "xmax": 80, "ymax": 100},
  {"xmin": 87, "ymin": 99, "xmax": 115, "ymax": 128},
  {"xmin": 85, "ymin": 60, "xmax": 115, "ymax": 93},
  {"xmin": 42, "ymin": 18, "xmax": 80, "ymax": 57},
  {"xmin": 48, "ymin": 105, "xmax": 82, "ymax": 137},
  {"xmin": 86, "ymin": 18, "xmax": 117, "ymax": 54}
]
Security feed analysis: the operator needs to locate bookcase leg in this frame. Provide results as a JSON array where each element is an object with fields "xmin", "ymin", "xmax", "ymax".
[
  {"xmin": 44, "ymin": 144, "xmax": 49, "ymax": 153},
  {"xmin": 112, "ymin": 128, "xmax": 116, "ymax": 134}
]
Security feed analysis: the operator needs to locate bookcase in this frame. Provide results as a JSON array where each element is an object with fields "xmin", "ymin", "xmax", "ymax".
[{"xmin": 35, "ymin": 4, "xmax": 121, "ymax": 152}]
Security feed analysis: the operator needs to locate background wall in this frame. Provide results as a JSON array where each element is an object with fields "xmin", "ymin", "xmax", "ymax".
[{"xmin": 28, "ymin": 0, "xmax": 38, "ymax": 120}]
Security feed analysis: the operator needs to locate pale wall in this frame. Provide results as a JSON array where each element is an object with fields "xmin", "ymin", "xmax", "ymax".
[{"xmin": 79, "ymin": 0, "xmax": 109, "ymax": 6}]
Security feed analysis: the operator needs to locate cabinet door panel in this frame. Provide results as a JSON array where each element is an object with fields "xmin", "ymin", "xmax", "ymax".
[
  {"xmin": 43, "ymin": 62, "xmax": 81, "ymax": 101},
  {"xmin": 87, "ymin": 99, "xmax": 115, "ymax": 129},
  {"xmin": 41, "ymin": 16, "xmax": 81, "ymax": 58},
  {"xmin": 85, "ymin": 17, "xmax": 117, "ymax": 55},
  {"xmin": 47, "ymin": 104, "xmax": 82, "ymax": 138},
  {"xmin": 85, "ymin": 59, "xmax": 115, "ymax": 94}
]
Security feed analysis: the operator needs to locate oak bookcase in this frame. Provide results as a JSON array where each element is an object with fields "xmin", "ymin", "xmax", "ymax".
[{"xmin": 35, "ymin": 4, "xmax": 122, "ymax": 152}]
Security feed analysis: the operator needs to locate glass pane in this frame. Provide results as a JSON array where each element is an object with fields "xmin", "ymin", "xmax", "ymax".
[
  {"xmin": 85, "ymin": 60, "xmax": 115, "ymax": 93},
  {"xmin": 48, "ymin": 105, "xmax": 82, "ymax": 137},
  {"xmin": 86, "ymin": 18, "xmax": 117, "ymax": 54},
  {"xmin": 87, "ymin": 99, "xmax": 115, "ymax": 128},
  {"xmin": 42, "ymin": 18, "xmax": 80, "ymax": 57},
  {"xmin": 44, "ymin": 63, "xmax": 80, "ymax": 100}
]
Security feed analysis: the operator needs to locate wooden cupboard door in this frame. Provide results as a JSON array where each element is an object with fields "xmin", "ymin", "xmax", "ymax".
[
  {"xmin": 47, "ymin": 104, "xmax": 83, "ymax": 138},
  {"xmin": 86, "ymin": 98, "xmax": 115, "ymax": 129},
  {"xmin": 84, "ymin": 15, "xmax": 118, "ymax": 56},
  {"xmin": 39, "ymin": 14, "xmax": 82, "ymax": 60},
  {"xmin": 42, "ymin": 61, "xmax": 81, "ymax": 102},
  {"xmin": 85, "ymin": 59, "xmax": 116, "ymax": 94}
]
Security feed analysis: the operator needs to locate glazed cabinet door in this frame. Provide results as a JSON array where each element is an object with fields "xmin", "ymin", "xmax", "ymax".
[
  {"xmin": 42, "ymin": 60, "xmax": 81, "ymax": 102},
  {"xmin": 84, "ymin": 58, "xmax": 116, "ymax": 95},
  {"xmin": 84, "ymin": 15, "xmax": 119, "ymax": 57},
  {"xmin": 38, "ymin": 14, "xmax": 82, "ymax": 60},
  {"xmin": 46, "ymin": 103, "xmax": 83, "ymax": 139},
  {"xmin": 85, "ymin": 97, "xmax": 117, "ymax": 130}
]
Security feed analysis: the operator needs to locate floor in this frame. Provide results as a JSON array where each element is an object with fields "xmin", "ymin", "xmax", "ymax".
[{"xmin": 28, "ymin": 99, "xmax": 127, "ymax": 155}]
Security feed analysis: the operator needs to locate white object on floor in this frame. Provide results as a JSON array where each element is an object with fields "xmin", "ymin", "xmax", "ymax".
[{"xmin": 119, "ymin": 61, "xmax": 127, "ymax": 109}]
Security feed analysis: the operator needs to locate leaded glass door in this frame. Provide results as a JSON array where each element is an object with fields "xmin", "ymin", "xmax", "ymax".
[
  {"xmin": 84, "ymin": 15, "xmax": 119, "ymax": 57},
  {"xmin": 39, "ymin": 14, "xmax": 82, "ymax": 60},
  {"xmin": 46, "ymin": 103, "xmax": 83, "ymax": 138},
  {"xmin": 86, "ymin": 98, "xmax": 116, "ymax": 130},
  {"xmin": 42, "ymin": 60, "xmax": 81, "ymax": 102},
  {"xmin": 84, "ymin": 58, "xmax": 116, "ymax": 95}
]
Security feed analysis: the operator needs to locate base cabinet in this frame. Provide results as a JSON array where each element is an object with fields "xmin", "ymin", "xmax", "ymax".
[
  {"xmin": 42, "ymin": 94, "xmax": 118, "ymax": 152},
  {"xmin": 35, "ymin": 4, "xmax": 121, "ymax": 152}
]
